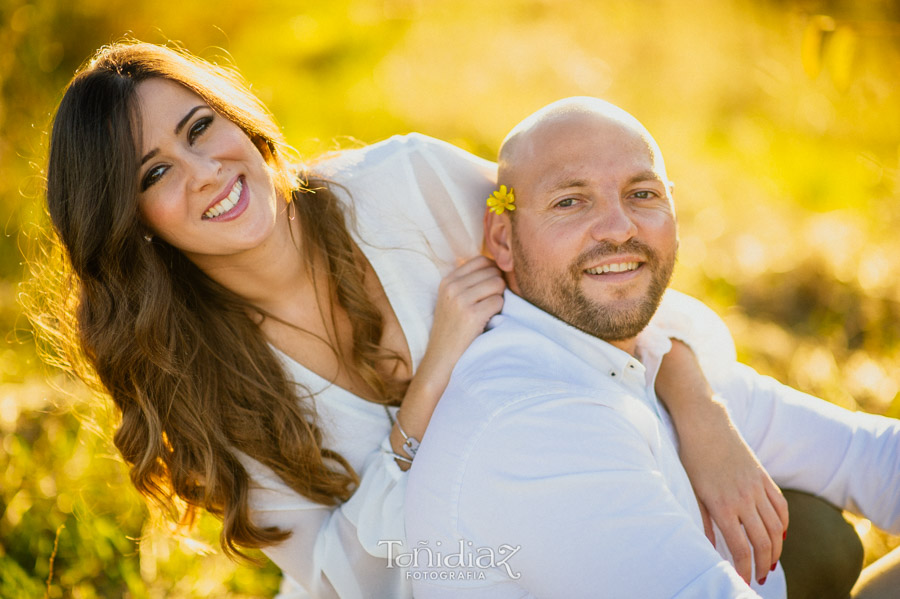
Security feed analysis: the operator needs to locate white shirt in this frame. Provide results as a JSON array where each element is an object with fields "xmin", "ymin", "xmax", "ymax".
[
  {"xmin": 405, "ymin": 290, "xmax": 900, "ymax": 598},
  {"xmin": 237, "ymin": 134, "xmax": 744, "ymax": 598}
]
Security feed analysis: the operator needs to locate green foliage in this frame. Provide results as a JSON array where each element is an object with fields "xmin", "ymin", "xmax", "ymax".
[{"xmin": 3, "ymin": 0, "xmax": 900, "ymax": 595}]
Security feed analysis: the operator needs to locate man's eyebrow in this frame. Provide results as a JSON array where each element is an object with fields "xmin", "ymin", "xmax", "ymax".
[
  {"xmin": 626, "ymin": 170, "xmax": 666, "ymax": 185},
  {"xmin": 140, "ymin": 105, "xmax": 206, "ymax": 166},
  {"xmin": 542, "ymin": 178, "xmax": 589, "ymax": 192}
]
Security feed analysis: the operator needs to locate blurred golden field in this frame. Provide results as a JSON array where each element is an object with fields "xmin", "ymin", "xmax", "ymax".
[{"xmin": 2, "ymin": 0, "xmax": 900, "ymax": 596}]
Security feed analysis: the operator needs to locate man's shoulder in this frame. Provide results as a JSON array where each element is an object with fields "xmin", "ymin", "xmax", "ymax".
[
  {"xmin": 450, "ymin": 314, "xmax": 611, "ymax": 403},
  {"xmin": 431, "ymin": 314, "xmax": 654, "ymax": 442}
]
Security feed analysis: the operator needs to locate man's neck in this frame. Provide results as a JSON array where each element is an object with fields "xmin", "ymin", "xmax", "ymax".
[
  {"xmin": 503, "ymin": 284, "xmax": 643, "ymax": 357},
  {"xmin": 607, "ymin": 337, "xmax": 639, "ymax": 357}
]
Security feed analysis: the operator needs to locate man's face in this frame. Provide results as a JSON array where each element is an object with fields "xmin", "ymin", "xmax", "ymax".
[{"xmin": 500, "ymin": 114, "xmax": 677, "ymax": 346}]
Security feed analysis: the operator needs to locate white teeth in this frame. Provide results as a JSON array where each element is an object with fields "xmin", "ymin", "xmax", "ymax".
[
  {"xmin": 203, "ymin": 178, "xmax": 243, "ymax": 219},
  {"xmin": 585, "ymin": 262, "xmax": 639, "ymax": 275}
]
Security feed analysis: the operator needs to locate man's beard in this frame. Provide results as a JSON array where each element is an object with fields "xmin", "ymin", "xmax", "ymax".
[{"xmin": 512, "ymin": 237, "xmax": 675, "ymax": 341}]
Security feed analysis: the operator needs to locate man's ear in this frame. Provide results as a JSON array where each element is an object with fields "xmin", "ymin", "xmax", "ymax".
[{"xmin": 483, "ymin": 206, "xmax": 514, "ymax": 273}]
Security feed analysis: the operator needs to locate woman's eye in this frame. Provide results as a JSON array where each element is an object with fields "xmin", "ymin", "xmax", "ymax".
[
  {"xmin": 141, "ymin": 165, "xmax": 167, "ymax": 191},
  {"xmin": 188, "ymin": 116, "xmax": 213, "ymax": 143}
]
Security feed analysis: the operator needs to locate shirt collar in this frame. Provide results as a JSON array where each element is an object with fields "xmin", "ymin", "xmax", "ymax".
[{"xmin": 493, "ymin": 289, "xmax": 673, "ymax": 389}]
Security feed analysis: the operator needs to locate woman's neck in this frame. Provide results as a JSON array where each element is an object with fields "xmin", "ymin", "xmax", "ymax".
[{"xmin": 191, "ymin": 200, "xmax": 314, "ymax": 316}]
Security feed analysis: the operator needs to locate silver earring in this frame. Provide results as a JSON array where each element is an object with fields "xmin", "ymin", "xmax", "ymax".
[{"xmin": 143, "ymin": 233, "xmax": 153, "ymax": 242}]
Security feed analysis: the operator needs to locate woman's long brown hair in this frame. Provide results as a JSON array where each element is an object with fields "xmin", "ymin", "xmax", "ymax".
[{"xmin": 30, "ymin": 41, "xmax": 403, "ymax": 558}]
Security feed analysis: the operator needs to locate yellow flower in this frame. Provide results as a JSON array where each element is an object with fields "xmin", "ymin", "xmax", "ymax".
[{"xmin": 486, "ymin": 185, "xmax": 516, "ymax": 215}]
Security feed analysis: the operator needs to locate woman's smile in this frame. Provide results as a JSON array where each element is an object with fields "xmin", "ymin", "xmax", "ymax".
[{"xmin": 202, "ymin": 175, "xmax": 248, "ymax": 221}]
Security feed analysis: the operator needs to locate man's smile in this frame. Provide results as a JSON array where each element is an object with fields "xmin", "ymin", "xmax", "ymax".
[{"xmin": 584, "ymin": 261, "xmax": 641, "ymax": 275}]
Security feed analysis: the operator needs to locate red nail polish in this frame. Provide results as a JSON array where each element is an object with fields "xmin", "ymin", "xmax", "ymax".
[
  {"xmin": 770, "ymin": 562, "xmax": 777, "ymax": 571},
  {"xmin": 783, "ymin": 530, "xmax": 787, "ymax": 540},
  {"xmin": 758, "ymin": 576, "xmax": 767, "ymax": 585}
]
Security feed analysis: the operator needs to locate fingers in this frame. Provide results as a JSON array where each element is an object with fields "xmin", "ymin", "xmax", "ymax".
[
  {"xmin": 759, "ymin": 480, "xmax": 787, "ymax": 565},
  {"xmin": 430, "ymin": 256, "xmax": 505, "ymax": 355},
  {"xmin": 440, "ymin": 257, "xmax": 506, "ymax": 308},
  {"xmin": 741, "ymin": 506, "xmax": 776, "ymax": 584},
  {"xmin": 449, "ymin": 254, "xmax": 499, "ymax": 278},
  {"xmin": 712, "ymin": 486, "xmax": 788, "ymax": 586},
  {"xmin": 766, "ymin": 482, "xmax": 789, "ymax": 534},
  {"xmin": 716, "ymin": 516, "xmax": 753, "ymax": 584}
]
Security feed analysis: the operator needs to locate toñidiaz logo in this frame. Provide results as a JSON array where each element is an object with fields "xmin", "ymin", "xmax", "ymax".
[{"xmin": 378, "ymin": 539, "xmax": 522, "ymax": 580}]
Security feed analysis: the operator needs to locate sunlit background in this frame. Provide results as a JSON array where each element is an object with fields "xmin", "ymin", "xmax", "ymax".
[{"xmin": 2, "ymin": 0, "xmax": 900, "ymax": 596}]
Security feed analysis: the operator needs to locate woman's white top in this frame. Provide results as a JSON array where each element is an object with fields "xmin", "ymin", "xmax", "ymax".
[
  {"xmin": 237, "ymin": 134, "xmax": 737, "ymax": 598},
  {"xmin": 239, "ymin": 134, "xmax": 494, "ymax": 599}
]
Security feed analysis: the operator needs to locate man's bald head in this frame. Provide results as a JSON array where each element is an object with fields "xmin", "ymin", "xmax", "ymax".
[
  {"xmin": 497, "ymin": 97, "xmax": 669, "ymax": 195},
  {"xmin": 485, "ymin": 97, "xmax": 678, "ymax": 352}
]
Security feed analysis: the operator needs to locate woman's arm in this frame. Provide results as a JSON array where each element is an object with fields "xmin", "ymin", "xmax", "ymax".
[
  {"xmin": 250, "ymin": 135, "xmax": 502, "ymax": 596},
  {"xmin": 389, "ymin": 255, "xmax": 505, "ymax": 468},
  {"xmin": 657, "ymin": 339, "xmax": 789, "ymax": 586}
]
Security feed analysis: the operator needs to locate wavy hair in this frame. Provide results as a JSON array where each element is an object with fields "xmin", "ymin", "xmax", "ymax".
[{"xmin": 30, "ymin": 41, "xmax": 404, "ymax": 557}]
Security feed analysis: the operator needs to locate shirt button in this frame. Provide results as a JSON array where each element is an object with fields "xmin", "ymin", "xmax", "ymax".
[{"xmin": 609, "ymin": 370, "xmax": 617, "ymax": 377}]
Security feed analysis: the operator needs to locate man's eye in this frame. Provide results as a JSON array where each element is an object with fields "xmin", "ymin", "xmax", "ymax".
[
  {"xmin": 141, "ymin": 165, "xmax": 167, "ymax": 191},
  {"xmin": 556, "ymin": 198, "xmax": 577, "ymax": 208},
  {"xmin": 189, "ymin": 116, "xmax": 213, "ymax": 143},
  {"xmin": 633, "ymin": 190, "xmax": 656, "ymax": 199}
]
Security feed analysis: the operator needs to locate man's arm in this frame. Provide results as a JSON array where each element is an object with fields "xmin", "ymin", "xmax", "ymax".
[{"xmin": 712, "ymin": 362, "xmax": 900, "ymax": 532}]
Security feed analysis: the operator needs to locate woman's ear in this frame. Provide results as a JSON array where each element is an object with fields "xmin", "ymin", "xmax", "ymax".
[{"xmin": 483, "ymin": 207, "xmax": 514, "ymax": 273}]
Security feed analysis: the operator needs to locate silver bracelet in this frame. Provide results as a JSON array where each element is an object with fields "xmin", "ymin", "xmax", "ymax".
[
  {"xmin": 389, "ymin": 452, "xmax": 413, "ymax": 465},
  {"xmin": 395, "ymin": 414, "xmax": 421, "ymax": 459}
]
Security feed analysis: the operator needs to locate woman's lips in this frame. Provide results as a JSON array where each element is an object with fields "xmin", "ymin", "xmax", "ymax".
[{"xmin": 203, "ymin": 176, "xmax": 248, "ymax": 221}]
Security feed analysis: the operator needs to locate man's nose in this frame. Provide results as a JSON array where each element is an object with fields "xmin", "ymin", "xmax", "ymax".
[{"xmin": 589, "ymin": 199, "xmax": 638, "ymax": 244}]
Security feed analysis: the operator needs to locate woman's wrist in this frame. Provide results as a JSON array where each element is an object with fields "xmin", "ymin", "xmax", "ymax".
[
  {"xmin": 388, "ymin": 340, "xmax": 464, "ymax": 469},
  {"xmin": 389, "ymin": 410, "xmax": 423, "ymax": 471}
]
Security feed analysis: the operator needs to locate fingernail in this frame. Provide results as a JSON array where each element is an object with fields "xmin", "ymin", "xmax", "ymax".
[
  {"xmin": 770, "ymin": 562, "xmax": 777, "ymax": 571},
  {"xmin": 783, "ymin": 530, "xmax": 787, "ymax": 540},
  {"xmin": 758, "ymin": 576, "xmax": 767, "ymax": 585}
]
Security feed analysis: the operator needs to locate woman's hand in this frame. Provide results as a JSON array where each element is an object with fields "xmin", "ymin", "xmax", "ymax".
[
  {"xmin": 391, "ymin": 256, "xmax": 505, "ymax": 467},
  {"xmin": 425, "ymin": 255, "xmax": 507, "ymax": 370},
  {"xmin": 657, "ymin": 340, "xmax": 789, "ymax": 585}
]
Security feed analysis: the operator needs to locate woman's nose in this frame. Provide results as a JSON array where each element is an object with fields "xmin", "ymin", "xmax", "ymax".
[{"xmin": 187, "ymin": 152, "xmax": 222, "ymax": 191}]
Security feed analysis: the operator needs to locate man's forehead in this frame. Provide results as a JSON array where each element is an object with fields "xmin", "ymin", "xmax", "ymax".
[
  {"xmin": 498, "ymin": 98, "xmax": 669, "ymax": 188},
  {"xmin": 521, "ymin": 119, "xmax": 660, "ymax": 175}
]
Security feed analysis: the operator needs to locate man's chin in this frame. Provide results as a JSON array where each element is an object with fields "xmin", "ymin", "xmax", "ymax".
[{"xmin": 572, "ymin": 290, "xmax": 666, "ymax": 340}]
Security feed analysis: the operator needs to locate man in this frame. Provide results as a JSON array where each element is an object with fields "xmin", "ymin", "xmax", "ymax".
[{"xmin": 403, "ymin": 98, "xmax": 900, "ymax": 598}]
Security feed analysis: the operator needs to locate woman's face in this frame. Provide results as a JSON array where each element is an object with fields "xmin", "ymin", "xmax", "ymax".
[{"xmin": 134, "ymin": 78, "xmax": 281, "ymax": 266}]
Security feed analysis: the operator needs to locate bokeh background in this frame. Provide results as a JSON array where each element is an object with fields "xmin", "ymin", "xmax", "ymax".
[{"xmin": 2, "ymin": 0, "xmax": 900, "ymax": 596}]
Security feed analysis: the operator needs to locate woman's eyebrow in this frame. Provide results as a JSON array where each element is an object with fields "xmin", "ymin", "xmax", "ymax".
[
  {"xmin": 140, "ymin": 105, "xmax": 206, "ymax": 165},
  {"xmin": 175, "ymin": 105, "xmax": 205, "ymax": 134}
]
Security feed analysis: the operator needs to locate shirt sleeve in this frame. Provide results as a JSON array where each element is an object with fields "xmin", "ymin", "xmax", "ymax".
[
  {"xmin": 651, "ymin": 289, "xmax": 737, "ymax": 372},
  {"xmin": 442, "ymin": 396, "xmax": 763, "ymax": 598},
  {"xmin": 238, "ymin": 443, "xmax": 411, "ymax": 599},
  {"xmin": 712, "ymin": 362, "xmax": 900, "ymax": 533}
]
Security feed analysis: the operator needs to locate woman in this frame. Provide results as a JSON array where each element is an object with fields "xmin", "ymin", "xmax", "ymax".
[{"xmin": 35, "ymin": 41, "xmax": 791, "ymax": 597}]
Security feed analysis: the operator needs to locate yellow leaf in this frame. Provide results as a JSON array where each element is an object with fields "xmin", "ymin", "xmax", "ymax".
[
  {"xmin": 801, "ymin": 15, "xmax": 835, "ymax": 79},
  {"xmin": 826, "ymin": 25, "xmax": 857, "ymax": 92}
]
